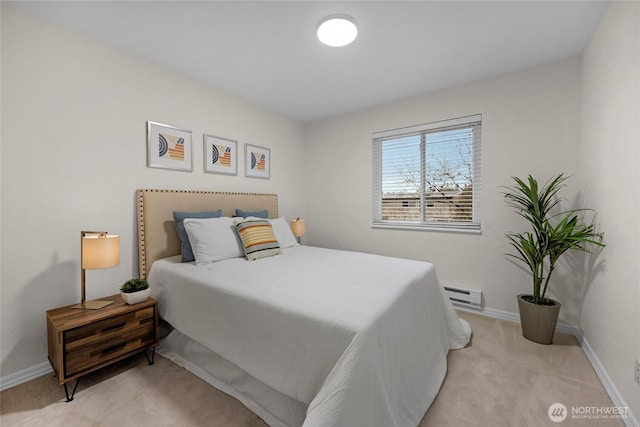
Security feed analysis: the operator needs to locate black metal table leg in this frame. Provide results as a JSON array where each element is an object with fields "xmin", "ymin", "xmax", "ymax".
[
  {"xmin": 144, "ymin": 347, "xmax": 156, "ymax": 365},
  {"xmin": 63, "ymin": 378, "xmax": 80, "ymax": 402}
]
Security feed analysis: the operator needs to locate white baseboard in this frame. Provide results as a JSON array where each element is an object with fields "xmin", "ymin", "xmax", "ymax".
[
  {"xmin": 454, "ymin": 304, "xmax": 580, "ymax": 335},
  {"xmin": 455, "ymin": 306, "xmax": 638, "ymax": 427},
  {"xmin": 0, "ymin": 361, "xmax": 52, "ymax": 392},
  {"xmin": 577, "ymin": 335, "xmax": 639, "ymax": 427}
]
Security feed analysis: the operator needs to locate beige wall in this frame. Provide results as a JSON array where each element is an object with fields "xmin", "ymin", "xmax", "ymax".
[
  {"xmin": 0, "ymin": 5, "xmax": 306, "ymax": 376},
  {"xmin": 305, "ymin": 59, "xmax": 583, "ymax": 324},
  {"xmin": 580, "ymin": 1, "xmax": 640, "ymax": 419}
]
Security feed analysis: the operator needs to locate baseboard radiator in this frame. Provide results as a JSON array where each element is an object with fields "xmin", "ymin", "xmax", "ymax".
[{"xmin": 443, "ymin": 285, "xmax": 482, "ymax": 310}]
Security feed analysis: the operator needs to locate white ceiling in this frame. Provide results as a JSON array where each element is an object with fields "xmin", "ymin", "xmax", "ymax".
[{"xmin": 10, "ymin": 1, "xmax": 609, "ymax": 122}]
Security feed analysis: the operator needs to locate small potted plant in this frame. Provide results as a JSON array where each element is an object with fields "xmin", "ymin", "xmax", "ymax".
[
  {"xmin": 120, "ymin": 278, "xmax": 150, "ymax": 305},
  {"xmin": 503, "ymin": 174, "xmax": 604, "ymax": 344}
]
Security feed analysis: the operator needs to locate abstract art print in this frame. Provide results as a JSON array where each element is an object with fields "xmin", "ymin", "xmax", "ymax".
[
  {"xmin": 147, "ymin": 121, "xmax": 192, "ymax": 171},
  {"xmin": 245, "ymin": 144, "xmax": 270, "ymax": 179},
  {"xmin": 204, "ymin": 134, "xmax": 237, "ymax": 175}
]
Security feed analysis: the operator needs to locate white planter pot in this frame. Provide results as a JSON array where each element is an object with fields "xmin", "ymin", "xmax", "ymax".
[{"xmin": 120, "ymin": 288, "xmax": 150, "ymax": 305}]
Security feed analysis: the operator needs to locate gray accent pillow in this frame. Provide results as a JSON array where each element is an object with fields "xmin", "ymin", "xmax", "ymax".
[{"xmin": 235, "ymin": 208, "xmax": 268, "ymax": 219}]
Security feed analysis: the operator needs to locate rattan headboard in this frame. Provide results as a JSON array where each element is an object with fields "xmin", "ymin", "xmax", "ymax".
[{"xmin": 137, "ymin": 189, "xmax": 278, "ymax": 279}]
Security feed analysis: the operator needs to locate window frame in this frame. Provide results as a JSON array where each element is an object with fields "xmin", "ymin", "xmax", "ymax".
[{"xmin": 372, "ymin": 114, "xmax": 482, "ymax": 233}]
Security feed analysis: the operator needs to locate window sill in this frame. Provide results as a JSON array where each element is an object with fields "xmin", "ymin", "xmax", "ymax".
[{"xmin": 371, "ymin": 223, "xmax": 482, "ymax": 234}]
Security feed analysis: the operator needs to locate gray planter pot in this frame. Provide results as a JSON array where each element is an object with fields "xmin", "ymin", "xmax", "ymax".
[{"xmin": 517, "ymin": 294, "xmax": 561, "ymax": 345}]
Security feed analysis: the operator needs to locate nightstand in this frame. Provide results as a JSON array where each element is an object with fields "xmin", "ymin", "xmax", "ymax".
[{"xmin": 46, "ymin": 294, "xmax": 158, "ymax": 401}]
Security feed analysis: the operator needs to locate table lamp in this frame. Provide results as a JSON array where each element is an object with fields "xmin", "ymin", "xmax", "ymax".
[
  {"xmin": 72, "ymin": 231, "xmax": 120, "ymax": 309},
  {"xmin": 290, "ymin": 218, "xmax": 306, "ymax": 244}
]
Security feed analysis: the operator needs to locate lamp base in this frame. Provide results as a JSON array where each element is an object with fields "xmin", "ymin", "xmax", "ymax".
[{"xmin": 70, "ymin": 300, "xmax": 114, "ymax": 310}]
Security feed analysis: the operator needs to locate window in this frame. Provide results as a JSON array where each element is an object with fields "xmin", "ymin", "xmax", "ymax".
[{"xmin": 372, "ymin": 114, "xmax": 481, "ymax": 231}]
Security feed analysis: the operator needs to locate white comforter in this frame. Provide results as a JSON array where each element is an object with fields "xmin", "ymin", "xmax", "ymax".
[{"xmin": 149, "ymin": 246, "xmax": 470, "ymax": 427}]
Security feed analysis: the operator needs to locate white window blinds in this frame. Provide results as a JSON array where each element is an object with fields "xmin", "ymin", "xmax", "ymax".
[{"xmin": 372, "ymin": 114, "xmax": 482, "ymax": 231}]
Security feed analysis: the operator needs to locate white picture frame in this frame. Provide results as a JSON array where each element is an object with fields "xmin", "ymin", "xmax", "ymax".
[
  {"xmin": 147, "ymin": 121, "xmax": 193, "ymax": 172},
  {"xmin": 204, "ymin": 134, "xmax": 238, "ymax": 175},
  {"xmin": 245, "ymin": 144, "xmax": 270, "ymax": 179}
]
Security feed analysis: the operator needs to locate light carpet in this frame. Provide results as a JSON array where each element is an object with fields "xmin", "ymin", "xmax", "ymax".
[{"xmin": 0, "ymin": 311, "xmax": 625, "ymax": 426}]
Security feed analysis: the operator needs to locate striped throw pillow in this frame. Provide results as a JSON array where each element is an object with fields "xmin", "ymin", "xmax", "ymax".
[{"xmin": 234, "ymin": 218, "xmax": 281, "ymax": 261}]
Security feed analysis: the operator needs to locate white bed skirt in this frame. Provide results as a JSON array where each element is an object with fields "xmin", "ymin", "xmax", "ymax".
[
  {"xmin": 158, "ymin": 328, "xmax": 308, "ymax": 427},
  {"xmin": 157, "ymin": 319, "xmax": 470, "ymax": 427}
]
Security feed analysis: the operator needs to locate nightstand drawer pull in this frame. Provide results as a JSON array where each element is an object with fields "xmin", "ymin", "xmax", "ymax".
[
  {"xmin": 101, "ymin": 323, "xmax": 126, "ymax": 334},
  {"xmin": 102, "ymin": 343, "xmax": 126, "ymax": 355}
]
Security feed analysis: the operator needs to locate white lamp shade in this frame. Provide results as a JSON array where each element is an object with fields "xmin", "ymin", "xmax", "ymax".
[
  {"xmin": 82, "ymin": 234, "xmax": 120, "ymax": 269},
  {"xmin": 291, "ymin": 219, "xmax": 306, "ymax": 237}
]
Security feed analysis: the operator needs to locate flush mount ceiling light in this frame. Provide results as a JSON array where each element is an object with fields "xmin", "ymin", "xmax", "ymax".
[{"xmin": 317, "ymin": 15, "xmax": 358, "ymax": 47}]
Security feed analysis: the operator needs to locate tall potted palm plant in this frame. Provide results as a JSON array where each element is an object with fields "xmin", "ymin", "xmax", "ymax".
[{"xmin": 503, "ymin": 174, "xmax": 604, "ymax": 344}]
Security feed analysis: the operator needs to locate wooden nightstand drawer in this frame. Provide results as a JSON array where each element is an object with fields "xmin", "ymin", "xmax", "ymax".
[{"xmin": 65, "ymin": 307, "xmax": 155, "ymax": 351}]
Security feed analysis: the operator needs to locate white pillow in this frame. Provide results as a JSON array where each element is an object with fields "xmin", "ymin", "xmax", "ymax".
[
  {"xmin": 183, "ymin": 217, "xmax": 244, "ymax": 265},
  {"xmin": 268, "ymin": 217, "xmax": 299, "ymax": 248}
]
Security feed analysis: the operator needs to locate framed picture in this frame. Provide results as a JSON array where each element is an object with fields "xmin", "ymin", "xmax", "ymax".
[
  {"xmin": 204, "ymin": 134, "xmax": 237, "ymax": 175},
  {"xmin": 245, "ymin": 144, "xmax": 270, "ymax": 179},
  {"xmin": 147, "ymin": 121, "xmax": 192, "ymax": 171}
]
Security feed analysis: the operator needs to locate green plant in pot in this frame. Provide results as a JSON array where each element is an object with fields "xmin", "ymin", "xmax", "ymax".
[
  {"xmin": 120, "ymin": 278, "xmax": 150, "ymax": 305},
  {"xmin": 503, "ymin": 174, "xmax": 604, "ymax": 344}
]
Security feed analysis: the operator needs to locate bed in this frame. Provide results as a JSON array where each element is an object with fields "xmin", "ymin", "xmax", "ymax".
[{"xmin": 137, "ymin": 189, "xmax": 471, "ymax": 427}]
